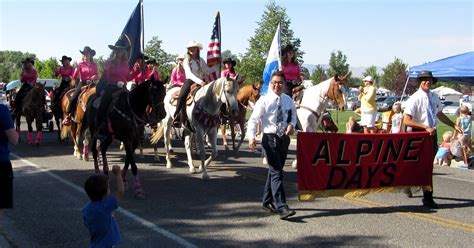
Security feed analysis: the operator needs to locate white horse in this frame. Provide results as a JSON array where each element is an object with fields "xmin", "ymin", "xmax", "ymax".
[
  {"xmin": 162, "ymin": 75, "xmax": 240, "ymax": 180},
  {"xmin": 291, "ymin": 74, "xmax": 350, "ymax": 168}
]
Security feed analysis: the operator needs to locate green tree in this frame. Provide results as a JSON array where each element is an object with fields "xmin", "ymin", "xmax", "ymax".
[
  {"xmin": 144, "ymin": 36, "xmax": 175, "ymax": 81},
  {"xmin": 0, "ymin": 51, "xmax": 36, "ymax": 83},
  {"xmin": 327, "ymin": 50, "xmax": 349, "ymax": 77},
  {"xmin": 239, "ymin": 1, "xmax": 303, "ymax": 83},
  {"xmin": 300, "ymin": 66, "xmax": 310, "ymax": 80},
  {"xmin": 380, "ymin": 58, "xmax": 410, "ymax": 95},
  {"xmin": 363, "ymin": 66, "xmax": 379, "ymax": 84},
  {"xmin": 35, "ymin": 57, "xmax": 59, "ymax": 79},
  {"xmin": 310, "ymin": 64, "xmax": 327, "ymax": 83}
]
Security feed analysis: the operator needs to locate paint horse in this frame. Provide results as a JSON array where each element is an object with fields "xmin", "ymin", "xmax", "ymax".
[
  {"xmin": 292, "ymin": 73, "xmax": 349, "ymax": 168},
  {"xmin": 61, "ymin": 85, "xmax": 95, "ymax": 161},
  {"xmin": 15, "ymin": 83, "xmax": 46, "ymax": 145},
  {"xmin": 87, "ymin": 79, "xmax": 165, "ymax": 199},
  {"xmin": 219, "ymin": 82, "xmax": 261, "ymax": 153},
  {"xmin": 162, "ymin": 75, "xmax": 240, "ymax": 180}
]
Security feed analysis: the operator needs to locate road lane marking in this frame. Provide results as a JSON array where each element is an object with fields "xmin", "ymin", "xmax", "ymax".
[
  {"xmin": 12, "ymin": 154, "xmax": 197, "ymax": 248},
  {"xmin": 436, "ymin": 175, "xmax": 473, "ymax": 183},
  {"xmin": 238, "ymin": 170, "xmax": 474, "ymax": 234}
]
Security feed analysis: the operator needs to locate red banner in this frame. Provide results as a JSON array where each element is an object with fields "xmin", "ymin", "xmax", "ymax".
[{"xmin": 297, "ymin": 132, "xmax": 433, "ymax": 200}]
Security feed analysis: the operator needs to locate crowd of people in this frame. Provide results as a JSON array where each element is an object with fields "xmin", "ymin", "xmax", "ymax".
[{"xmin": 3, "ymin": 38, "xmax": 473, "ymax": 246}]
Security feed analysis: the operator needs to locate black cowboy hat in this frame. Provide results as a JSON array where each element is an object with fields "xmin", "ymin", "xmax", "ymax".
[
  {"xmin": 60, "ymin": 55, "xmax": 72, "ymax": 62},
  {"xmin": 145, "ymin": 58, "xmax": 157, "ymax": 65},
  {"xmin": 417, "ymin": 70, "xmax": 438, "ymax": 83},
  {"xmin": 222, "ymin": 57, "xmax": 237, "ymax": 66},
  {"xmin": 108, "ymin": 40, "xmax": 130, "ymax": 51},
  {"xmin": 282, "ymin": 44, "xmax": 295, "ymax": 54},
  {"xmin": 21, "ymin": 57, "xmax": 35, "ymax": 65},
  {"xmin": 80, "ymin": 46, "xmax": 96, "ymax": 57}
]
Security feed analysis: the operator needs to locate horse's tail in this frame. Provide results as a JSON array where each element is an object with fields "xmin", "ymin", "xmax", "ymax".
[
  {"xmin": 150, "ymin": 122, "xmax": 164, "ymax": 145},
  {"xmin": 61, "ymin": 125, "xmax": 70, "ymax": 140}
]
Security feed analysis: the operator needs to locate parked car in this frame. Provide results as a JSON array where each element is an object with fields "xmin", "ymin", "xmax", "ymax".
[
  {"xmin": 346, "ymin": 97, "xmax": 360, "ymax": 110},
  {"xmin": 442, "ymin": 101, "xmax": 473, "ymax": 115},
  {"xmin": 377, "ymin": 96, "xmax": 400, "ymax": 111}
]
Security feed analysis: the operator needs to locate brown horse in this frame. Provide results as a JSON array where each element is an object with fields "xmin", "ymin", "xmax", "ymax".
[
  {"xmin": 15, "ymin": 84, "xmax": 46, "ymax": 145},
  {"xmin": 219, "ymin": 82, "xmax": 261, "ymax": 152},
  {"xmin": 61, "ymin": 85, "xmax": 95, "ymax": 161}
]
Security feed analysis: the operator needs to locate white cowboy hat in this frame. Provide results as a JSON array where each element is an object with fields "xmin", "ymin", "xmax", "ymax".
[
  {"xmin": 176, "ymin": 54, "xmax": 185, "ymax": 62},
  {"xmin": 363, "ymin": 76, "xmax": 374, "ymax": 82},
  {"xmin": 186, "ymin": 40, "xmax": 203, "ymax": 50}
]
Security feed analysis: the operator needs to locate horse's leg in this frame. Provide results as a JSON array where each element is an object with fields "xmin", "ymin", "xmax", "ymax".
[
  {"xmin": 229, "ymin": 118, "xmax": 237, "ymax": 152},
  {"xmin": 184, "ymin": 132, "xmax": 196, "ymax": 173},
  {"xmin": 26, "ymin": 118, "xmax": 34, "ymax": 145},
  {"xmin": 164, "ymin": 116, "xmax": 174, "ymax": 169},
  {"xmin": 82, "ymin": 129, "xmax": 90, "ymax": 161},
  {"xmin": 138, "ymin": 125, "xmax": 145, "ymax": 159},
  {"xmin": 15, "ymin": 114, "xmax": 21, "ymax": 141},
  {"xmin": 205, "ymin": 128, "xmax": 218, "ymax": 167},
  {"xmin": 35, "ymin": 115, "xmax": 43, "ymax": 145},
  {"xmin": 195, "ymin": 129, "xmax": 210, "ymax": 180},
  {"xmin": 75, "ymin": 124, "xmax": 83, "ymax": 160},
  {"xmin": 235, "ymin": 118, "xmax": 246, "ymax": 153},
  {"xmin": 126, "ymin": 143, "xmax": 145, "ymax": 199},
  {"xmin": 90, "ymin": 137, "xmax": 101, "ymax": 174},
  {"xmin": 100, "ymin": 136, "xmax": 113, "ymax": 175},
  {"xmin": 219, "ymin": 123, "xmax": 228, "ymax": 151}
]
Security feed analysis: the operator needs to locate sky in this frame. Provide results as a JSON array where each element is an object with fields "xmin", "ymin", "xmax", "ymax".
[{"xmin": 0, "ymin": 0, "xmax": 472, "ymax": 68}]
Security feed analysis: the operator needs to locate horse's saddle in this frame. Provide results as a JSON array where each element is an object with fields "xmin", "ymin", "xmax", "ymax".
[{"xmin": 169, "ymin": 84, "xmax": 201, "ymax": 106}]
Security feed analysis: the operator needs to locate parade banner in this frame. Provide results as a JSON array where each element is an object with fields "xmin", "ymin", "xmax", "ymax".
[{"xmin": 297, "ymin": 132, "xmax": 433, "ymax": 200}]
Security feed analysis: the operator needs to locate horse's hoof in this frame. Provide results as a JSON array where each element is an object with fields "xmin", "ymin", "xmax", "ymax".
[
  {"xmin": 262, "ymin": 157, "xmax": 268, "ymax": 165},
  {"xmin": 189, "ymin": 167, "xmax": 197, "ymax": 174},
  {"xmin": 291, "ymin": 160, "xmax": 297, "ymax": 169},
  {"xmin": 134, "ymin": 192, "xmax": 146, "ymax": 200},
  {"xmin": 166, "ymin": 162, "xmax": 173, "ymax": 169},
  {"xmin": 83, "ymin": 154, "xmax": 89, "ymax": 161},
  {"xmin": 123, "ymin": 181, "xmax": 129, "ymax": 191},
  {"xmin": 224, "ymin": 145, "xmax": 229, "ymax": 151},
  {"xmin": 202, "ymin": 174, "xmax": 210, "ymax": 180},
  {"xmin": 35, "ymin": 142, "xmax": 40, "ymax": 146},
  {"xmin": 169, "ymin": 149, "xmax": 174, "ymax": 153},
  {"xmin": 119, "ymin": 143, "xmax": 124, "ymax": 150},
  {"xmin": 77, "ymin": 154, "xmax": 83, "ymax": 160}
]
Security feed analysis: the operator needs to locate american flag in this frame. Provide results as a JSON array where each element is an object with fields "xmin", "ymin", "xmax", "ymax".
[{"xmin": 207, "ymin": 11, "xmax": 221, "ymax": 81}]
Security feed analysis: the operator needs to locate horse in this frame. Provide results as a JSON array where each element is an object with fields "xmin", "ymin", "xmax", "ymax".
[
  {"xmin": 14, "ymin": 83, "xmax": 46, "ymax": 145},
  {"xmin": 87, "ymin": 79, "xmax": 166, "ymax": 199},
  {"xmin": 291, "ymin": 73, "xmax": 350, "ymax": 168},
  {"xmin": 60, "ymin": 85, "xmax": 96, "ymax": 161},
  {"xmin": 50, "ymin": 83, "xmax": 72, "ymax": 141},
  {"xmin": 219, "ymin": 82, "xmax": 261, "ymax": 152},
  {"xmin": 161, "ymin": 75, "xmax": 240, "ymax": 180}
]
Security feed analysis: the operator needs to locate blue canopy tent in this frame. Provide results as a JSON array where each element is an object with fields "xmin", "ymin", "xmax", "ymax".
[
  {"xmin": 409, "ymin": 51, "xmax": 474, "ymax": 84},
  {"xmin": 401, "ymin": 52, "xmax": 474, "ymax": 99}
]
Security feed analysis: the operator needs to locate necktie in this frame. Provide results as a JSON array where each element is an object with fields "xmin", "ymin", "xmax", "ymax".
[
  {"xmin": 427, "ymin": 93, "xmax": 435, "ymax": 127},
  {"xmin": 276, "ymin": 97, "xmax": 285, "ymax": 137}
]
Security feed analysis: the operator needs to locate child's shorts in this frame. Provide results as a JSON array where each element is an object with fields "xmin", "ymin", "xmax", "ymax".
[
  {"xmin": 435, "ymin": 147, "xmax": 449, "ymax": 159},
  {"xmin": 0, "ymin": 161, "xmax": 14, "ymax": 209}
]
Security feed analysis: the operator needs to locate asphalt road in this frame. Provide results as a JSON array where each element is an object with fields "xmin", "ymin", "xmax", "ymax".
[{"xmin": 0, "ymin": 125, "xmax": 473, "ymax": 247}]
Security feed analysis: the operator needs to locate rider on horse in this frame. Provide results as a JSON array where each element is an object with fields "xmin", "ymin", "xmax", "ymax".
[
  {"xmin": 63, "ymin": 46, "xmax": 99, "ymax": 126},
  {"xmin": 169, "ymin": 55, "xmax": 186, "ymax": 88},
  {"xmin": 172, "ymin": 40, "xmax": 210, "ymax": 131},
  {"xmin": 281, "ymin": 44, "xmax": 302, "ymax": 98},
  {"xmin": 13, "ymin": 57, "xmax": 38, "ymax": 115},
  {"xmin": 95, "ymin": 42, "xmax": 137, "ymax": 138},
  {"xmin": 53, "ymin": 55, "xmax": 74, "ymax": 106}
]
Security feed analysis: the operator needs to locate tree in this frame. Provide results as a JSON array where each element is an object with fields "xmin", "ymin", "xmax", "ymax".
[
  {"xmin": 380, "ymin": 58, "xmax": 410, "ymax": 95},
  {"xmin": 0, "ymin": 51, "xmax": 36, "ymax": 83},
  {"xmin": 300, "ymin": 66, "xmax": 310, "ymax": 80},
  {"xmin": 363, "ymin": 66, "xmax": 379, "ymax": 84},
  {"xmin": 327, "ymin": 50, "xmax": 349, "ymax": 77},
  {"xmin": 239, "ymin": 1, "xmax": 303, "ymax": 83},
  {"xmin": 35, "ymin": 57, "xmax": 59, "ymax": 79},
  {"xmin": 144, "ymin": 36, "xmax": 175, "ymax": 81},
  {"xmin": 310, "ymin": 64, "xmax": 327, "ymax": 84}
]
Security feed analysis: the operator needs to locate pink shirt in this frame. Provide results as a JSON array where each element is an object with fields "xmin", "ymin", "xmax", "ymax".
[
  {"xmin": 130, "ymin": 63, "xmax": 144, "ymax": 83},
  {"xmin": 72, "ymin": 62, "xmax": 99, "ymax": 81},
  {"xmin": 282, "ymin": 63, "xmax": 301, "ymax": 81},
  {"xmin": 55, "ymin": 66, "xmax": 74, "ymax": 81},
  {"xmin": 145, "ymin": 67, "xmax": 160, "ymax": 81},
  {"xmin": 170, "ymin": 67, "xmax": 186, "ymax": 86},
  {"xmin": 102, "ymin": 60, "xmax": 130, "ymax": 85},
  {"xmin": 20, "ymin": 69, "xmax": 38, "ymax": 86},
  {"xmin": 220, "ymin": 69, "xmax": 236, "ymax": 78}
]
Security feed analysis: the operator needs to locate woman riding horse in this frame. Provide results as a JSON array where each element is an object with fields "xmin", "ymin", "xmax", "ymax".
[
  {"xmin": 13, "ymin": 57, "xmax": 37, "ymax": 119},
  {"xmin": 51, "ymin": 55, "xmax": 74, "ymax": 140}
]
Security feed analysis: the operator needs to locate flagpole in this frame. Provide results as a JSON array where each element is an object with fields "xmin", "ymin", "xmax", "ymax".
[
  {"xmin": 217, "ymin": 11, "xmax": 221, "ymax": 77},
  {"xmin": 140, "ymin": 0, "xmax": 145, "ymax": 84},
  {"xmin": 277, "ymin": 22, "xmax": 281, "ymax": 69}
]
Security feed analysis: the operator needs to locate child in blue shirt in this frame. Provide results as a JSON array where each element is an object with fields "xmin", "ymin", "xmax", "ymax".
[
  {"xmin": 82, "ymin": 165, "xmax": 124, "ymax": 248},
  {"xmin": 0, "ymin": 104, "xmax": 19, "ymax": 209}
]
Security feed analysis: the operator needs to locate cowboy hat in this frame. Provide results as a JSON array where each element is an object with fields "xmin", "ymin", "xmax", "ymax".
[
  {"xmin": 145, "ymin": 58, "xmax": 157, "ymax": 65},
  {"xmin": 108, "ymin": 42, "xmax": 130, "ymax": 51},
  {"xmin": 60, "ymin": 55, "xmax": 72, "ymax": 62},
  {"xmin": 362, "ymin": 75, "xmax": 374, "ymax": 82},
  {"xmin": 21, "ymin": 57, "xmax": 35, "ymax": 65},
  {"xmin": 222, "ymin": 57, "xmax": 237, "ymax": 66},
  {"xmin": 80, "ymin": 46, "xmax": 96, "ymax": 56},
  {"xmin": 175, "ymin": 54, "xmax": 185, "ymax": 62},
  {"xmin": 186, "ymin": 40, "xmax": 203, "ymax": 50},
  {"xmin": 417, "ymin": 70, "xmax": 438, "ymax": 83}
]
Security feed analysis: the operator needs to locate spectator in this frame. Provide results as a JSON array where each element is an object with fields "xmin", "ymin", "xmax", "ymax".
[
  {"xmin": 434, "ymin": 131, "xmax": 453, "ymax": 166},
  {"xmin": 358, "ymin": 76, "xmax": 377, "ymax": 133},
  {"xmin": 0, "ymin": 103, "xmax": 19, "ymax": 210},
  {"xmin": 390, "ymin": 102, "xmax": 403, "ymax": 133}
]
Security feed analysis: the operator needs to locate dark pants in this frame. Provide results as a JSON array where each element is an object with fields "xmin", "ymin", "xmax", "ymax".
[
  {"xmin": 67, "ymin": 80, "xmax": 87, "ymax": 115},
  {"xmin": 96, "ymin": 84, "xmax": 121, "ymax": 129},
  {"xmin": 0, "ymin": 161, "xmax": 14, "ymax": 209},
  {"xmin": 261, "ymin": 133, "xmax": 290, "ymax": 210},
  {"xmin": 284, "ymin": 80, "xmax": 297, "ymax": 98},
  {"xmin": 173, "ymin": 79, "xmax": 194, "ymax": 121}
]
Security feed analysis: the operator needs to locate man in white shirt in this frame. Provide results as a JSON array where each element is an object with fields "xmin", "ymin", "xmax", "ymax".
[
  {"xmin": 403, "ymin": 70, "xmax": 461, "ymax": 209},
  {"xmin": 247, "ymin": 71, "xmax": 297, "ymax": 220}
]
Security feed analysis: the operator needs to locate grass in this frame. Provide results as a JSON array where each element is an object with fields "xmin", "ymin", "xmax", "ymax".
[{"xmin": 327, "ymin": 109, "xmax": 457, "ymax": 142}]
